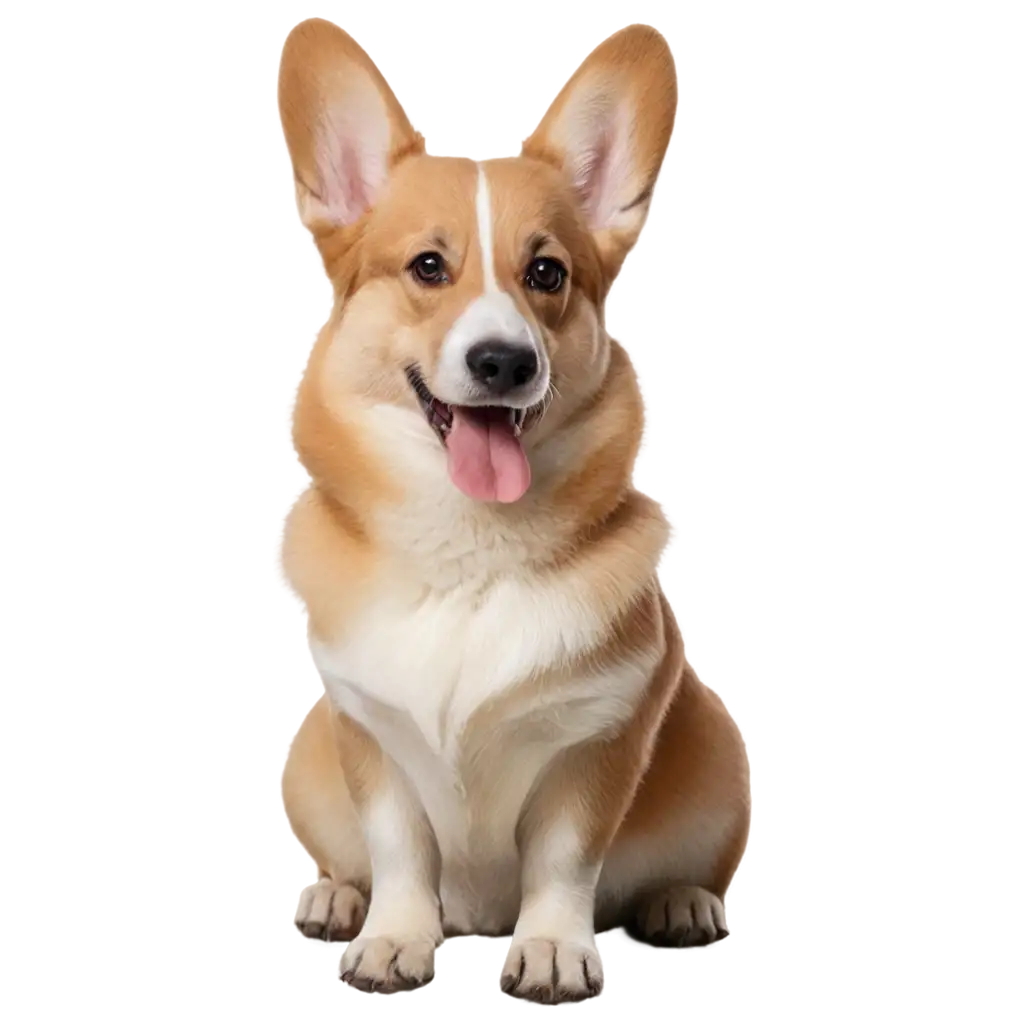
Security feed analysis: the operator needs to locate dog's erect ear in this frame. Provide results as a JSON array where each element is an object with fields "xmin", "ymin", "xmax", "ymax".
[
  {"xmin": 523, "ymin": 26, "xmax": 677, "ymax": 282},
  {"xmin": 278, "ymin": 19, "xmax": 423, "ymax": 233}
]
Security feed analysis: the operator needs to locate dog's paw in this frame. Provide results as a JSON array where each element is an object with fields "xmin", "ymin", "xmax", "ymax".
[
  {"xmin": 500, "ymin": 938, "xmax": 603, "ymax": 1003},
  {"xmin": 294, "ymin": 878, "xmax": 367, "ymax": 942},
  {"xmin": 628, "ymin": 885, "xmax": 729, "ymax": 947},
  {"xmin": 340, "ymin": 935, "xmax": 436, "ymax": 993}
]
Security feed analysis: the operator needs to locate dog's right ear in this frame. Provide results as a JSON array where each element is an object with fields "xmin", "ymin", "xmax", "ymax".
[{"xmin": 278, "ymin": 19, "xmax": 423, "ymax": 234}]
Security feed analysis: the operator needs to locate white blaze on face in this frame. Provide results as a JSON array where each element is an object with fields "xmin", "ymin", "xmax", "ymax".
[
  {"xmin": 433, "ymin": 165, "xmax": 550, "ymax": 407},
  {"xmin": 476, "ymin": 162, "xmax": 499, "ymax": 293}
]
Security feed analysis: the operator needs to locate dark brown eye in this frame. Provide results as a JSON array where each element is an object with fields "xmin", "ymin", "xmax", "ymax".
[
  {"xmin": 409, "ymin": 251, "xmax": 448, "ymax": 286},
  {"xmin": 525, "ymin": 257, "xmax": 566, "ymax": 293}
]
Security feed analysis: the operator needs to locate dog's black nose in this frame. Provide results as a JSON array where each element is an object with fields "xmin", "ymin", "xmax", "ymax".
[{"xmin": 465, "ymin": 342, "xmax": 538, "ymax": 395}]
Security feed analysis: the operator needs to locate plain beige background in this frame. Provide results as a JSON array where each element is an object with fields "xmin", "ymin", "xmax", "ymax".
[{"xmin": 1, "ymin": 2, "xmax": 1021, "ymax": 1020}]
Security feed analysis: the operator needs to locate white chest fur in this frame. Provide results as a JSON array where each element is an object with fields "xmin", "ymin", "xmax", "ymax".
[{"xmin": 309, "ymin": 570, "xmax": 655, "ymax": 932}]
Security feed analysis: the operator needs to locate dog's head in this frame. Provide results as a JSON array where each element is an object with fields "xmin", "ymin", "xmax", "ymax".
[{"xmin": 279, "ymin": 19, "xmax": 676, "ymax": 509}]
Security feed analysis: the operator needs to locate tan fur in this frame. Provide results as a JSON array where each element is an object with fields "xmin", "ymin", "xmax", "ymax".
[
  {"xmin": 275, "ymin": 18, "xmax": 750, "ymax": 1001},
  {"xmin": 281, "ymin": 695, "xmax": 368, "ymax": 887},
  {"xmin": 550, "ymin": 340, "xmax": 645, "ymax": 527},
  {"xmin": 615, "ymin": 659, "xmax": 752, "ymax": 898}
]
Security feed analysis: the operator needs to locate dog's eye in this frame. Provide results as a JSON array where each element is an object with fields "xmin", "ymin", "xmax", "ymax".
[
  {"xmin": 409, "ymin": 251, "xmax": 448, "ymax": 286},
  {"xmin": 524, "ymin": 257, "xmax": 566, "ymax": 293}
]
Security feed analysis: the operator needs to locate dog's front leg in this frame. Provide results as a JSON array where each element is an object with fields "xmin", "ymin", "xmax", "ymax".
[
  {"xmin": 331, "ymin": 710, "xmax": 443, "ymax": 993},
  {"xmin": 501, "ymin": 737, "xmax": 644, "ymax": 1004}
]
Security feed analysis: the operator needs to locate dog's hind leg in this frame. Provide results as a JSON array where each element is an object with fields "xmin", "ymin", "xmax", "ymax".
[
  {"xmin": 595, "ymin": 662, "xmax": 750, "ymax": 945},
  {"xmin": 283, "ymin": 695, "xmax": 371, "ymax": 941}
]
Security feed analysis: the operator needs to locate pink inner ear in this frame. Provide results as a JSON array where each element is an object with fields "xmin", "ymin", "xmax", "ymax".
[
  {"xmin": 576, "ymin": 128, "xmax": 612, "ymax": 224},
  {"xmin": 563, "ymin": 91, "xmax": 633, "ymax": 232},
  {"xmin": 317, "ymin": 132, "xmax": 370, "ymax": 226},
  {"xmin": 315, "ymin": 83, "xmax": 390, "ymax": 226},
  {"xmin": 324, "ymin": 137, "xmax": 373, "ymax": 225}
]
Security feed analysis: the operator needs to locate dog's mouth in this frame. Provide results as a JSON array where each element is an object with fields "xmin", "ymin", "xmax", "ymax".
[
  {"xmin": 405, "ymin": 365, "xmax": 534, "ymax": 504},
  {"xmin": 406, "ymin": 366, "xmax": 527, "ymax": 442}
]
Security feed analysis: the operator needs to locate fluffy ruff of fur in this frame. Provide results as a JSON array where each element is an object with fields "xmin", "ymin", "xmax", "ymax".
[{"xmin": 276, "ymin": 18, "xmax": 750, "ymax": 1002}]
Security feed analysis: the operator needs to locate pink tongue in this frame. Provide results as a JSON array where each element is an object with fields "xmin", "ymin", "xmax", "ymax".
[{"xmin": 446, "ymin": 408, "xmax": 531, "ymax": 503}]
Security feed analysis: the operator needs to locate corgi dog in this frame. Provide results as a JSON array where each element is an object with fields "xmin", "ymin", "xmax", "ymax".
[{"xmin": 277, "ymin": 18, "xmax": 750, "ymax": 1003}]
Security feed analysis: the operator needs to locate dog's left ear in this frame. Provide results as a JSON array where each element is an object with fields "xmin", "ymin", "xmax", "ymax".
[{"xmin": 523, "ymin": 25, "xmax": 677, "ymax": 283}]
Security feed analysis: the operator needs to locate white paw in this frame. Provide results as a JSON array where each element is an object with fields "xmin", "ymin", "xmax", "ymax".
[
  {"xmin": 293, "ymin": 878, "xmax": 367, "ymax": 942},
  {"xmin": 630, "ymin": 885, "xmax": 729, "ymax": 947},
  {"xmin": 340, "ymin": 935, "xmax": 436, "ymax": 993},
  {"xmin": 500, "ymin": 938, "xmax": 604, "ymax": 1003}
]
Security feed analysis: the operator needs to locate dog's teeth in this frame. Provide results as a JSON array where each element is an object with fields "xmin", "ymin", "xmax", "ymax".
[
  {"xmin": 433, "ymin": 400, "xmax": 452, "ymax": 426},
  {"xmin": 503, "ymin": 407, "xmax": 523, "ymax": 437}
]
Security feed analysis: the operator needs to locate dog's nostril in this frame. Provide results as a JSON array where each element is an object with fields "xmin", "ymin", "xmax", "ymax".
[
  {"xmin": 513, "ymin": 364, "xmax": 533, "ymax": 386},
  {"xmin": 466, "ymin": 341, "xmax": 538, "ymax": 395}
]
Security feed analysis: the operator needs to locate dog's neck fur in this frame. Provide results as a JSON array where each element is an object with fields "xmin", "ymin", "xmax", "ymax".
[{"xmin": 294, "ymin": 326, "xmax": 648, "ymax": 593}]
